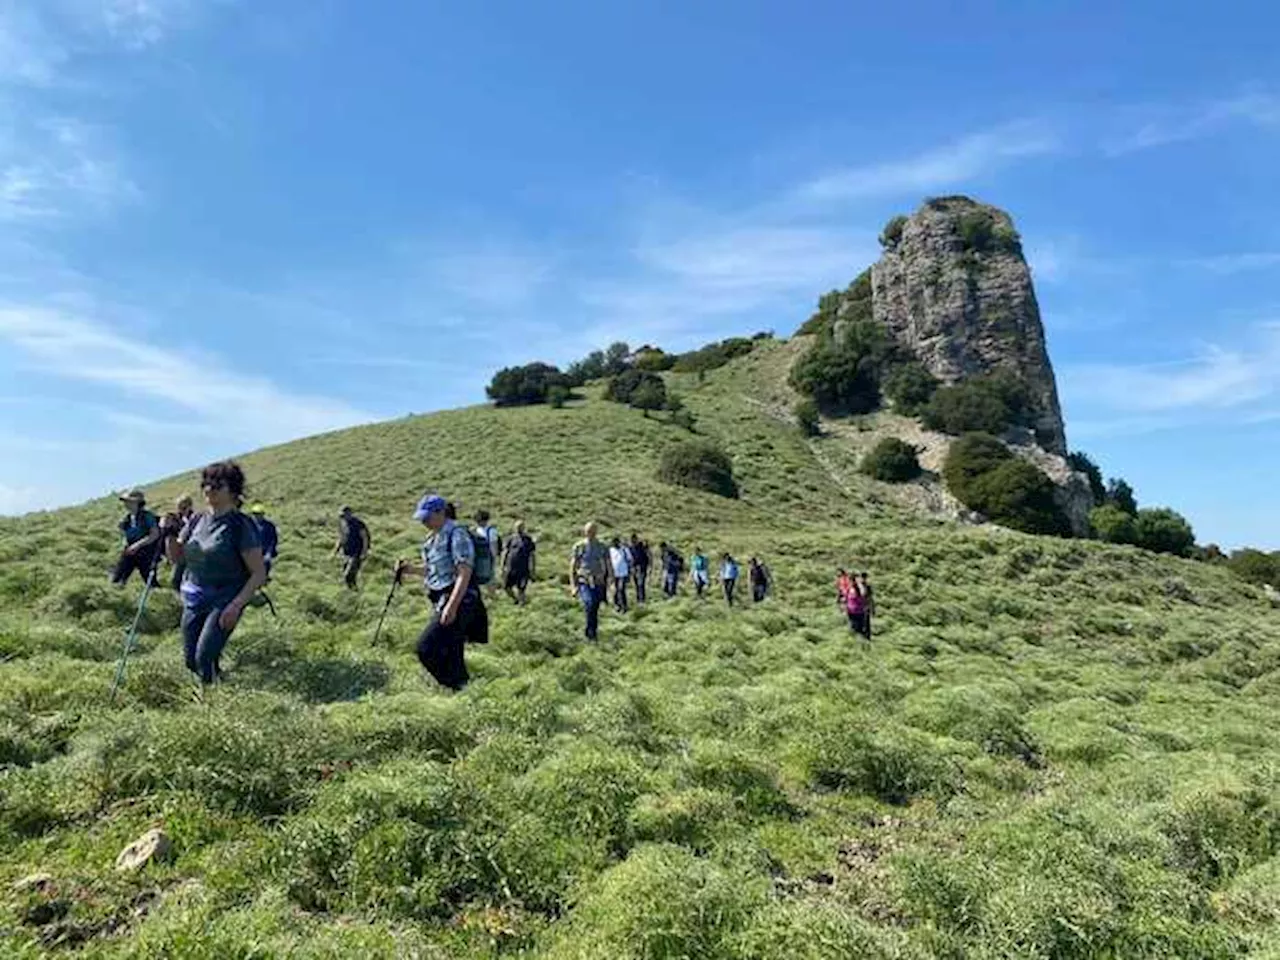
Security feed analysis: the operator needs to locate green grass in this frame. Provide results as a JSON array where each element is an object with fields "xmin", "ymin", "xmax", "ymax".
[{"xmin": 0, "ymin": 339, "xmax": 1278, "ymax": 957}]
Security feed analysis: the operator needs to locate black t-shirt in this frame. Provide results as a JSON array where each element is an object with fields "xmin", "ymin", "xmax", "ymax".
[
  {"xmin": 631, "ymin": 541, "xmax": 650, "ymax": 569},
  {"xmin": 506, "ymin": 533, "xmax": 535, "ymax": 571},
  {"xmin": 340, "ymin": 516, "xmax": 368, "ymax": 556}
]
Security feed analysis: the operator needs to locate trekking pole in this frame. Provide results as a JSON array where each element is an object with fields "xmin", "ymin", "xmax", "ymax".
[
  {"xmin": 109, "ymin": 549, "xmax": 164, "ymax": 704},
  {"xmin": 371, "ymin": 566, "xmax": 403, "ymax": 646}
]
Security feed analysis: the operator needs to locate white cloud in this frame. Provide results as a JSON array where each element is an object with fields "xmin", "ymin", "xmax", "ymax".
[
  {"xmin": 0, "ymin": 482, "xmax": 49, "ymax": 514},
  {"xmin": 0, "ymin": 117, "xmax": 138, "ymax": 221},
  {"xmin": 1061, "ymin": 324, "xmax": 1280, "ymax": 421},
  {"xmin": 425, "ymin": 247, "xmax": 554, "ymax": 311},
  {"xmin": 0, "ymin": 305, "xmax": 375, "ymax": 446},
  {"xmin": 1105, "ymin": 92, "xmax": 1280, "ymax": 155},
  {"xmin": 793, "ymin": 122, "xmax": 1059, "ymax": 204}
]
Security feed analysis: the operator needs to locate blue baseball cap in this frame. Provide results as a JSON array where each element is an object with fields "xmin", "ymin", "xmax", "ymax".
[{"xmin": 413, "ymin": 494, "xmax": 448, "ymax": 521}]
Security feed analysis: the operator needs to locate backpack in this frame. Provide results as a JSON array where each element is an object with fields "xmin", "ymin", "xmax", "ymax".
[
  {"xmin": 343, "ymin": 516, "xmax": 369, "ymax": 555},
  {"xmin": 470, "ymin": 527, "xmax": 495, "ymax": 585}
]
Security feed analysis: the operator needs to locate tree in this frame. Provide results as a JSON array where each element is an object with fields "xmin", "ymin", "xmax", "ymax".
[
  {"xmin": 1067, "ymin": 451, "xmax": 1106, "ymax": 505},
  {"xmin": 1106, "ymin": 478, "xmax": 1138, "ymax": 516},
  {"xmin": 657, "ymin": 440, "xmax": 738, "ymax": 498},
  {"xmin": 605, "ymin": 368, "xmax": 664, "ymax": 405},
  {"xmin": 485, "ymin": 362, "xmax": 566, "ymax": 407},
  {"xmin": 1090, "ymin": 504, "xmax": 1138, "ymax": 545},
  {"xmin": 861, "ymin": 438, "xmax": 922, "ymax": 483},
  {"xmin": 879, "ymin": 214, "xmax": 907, "ymax": 248},
  {"xmin": 922, "ymin": 373, "xmax": 1029, "ymax": 436},
  {"xmin": 789, "ymin": 320, "xmax": 897, "ymax": 415},
  {"xmin": 604, "ymin": 341, "xmax": 632, "ymax": 375},
  {"xmin": 567, "ymin": 350, "xmax": 606, "ymax": 386},
  {"xmin": 631, "ymin": 379, "xmax": 667, "ymax": 418},
  {"xmin": 794, "ymin": 399, "xmax": 820, "ymax": 437},
  {"xmin": 1132, "ymin": 508, "xmax": 1195, "ymax": 557}
]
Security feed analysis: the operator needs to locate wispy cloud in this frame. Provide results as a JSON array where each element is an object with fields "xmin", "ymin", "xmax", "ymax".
[
  {"xmin": 0, "ymin": 117, "xmax": 137, "ymax": 221},
  {"xmin": 0, "ymin": 305, "xmax": 375, "ymax": 446},
  {"xmin": 793, "ymin": 122, "xmax": 1059, "ymax": 204},
  {"xmin": 424, "ymin": 247, "xmax": 554, "ymax": 311},
  {"xmin": 1185, "ymin": 252, "xmax": 1280, "ymax": 275},
  {"xmin": 1061, "ymin": 324, "xmax": 1280, "ymax": 433},
  {"xmin": 1104, "ymin": 91, "xmax": 1280, "ymax": 155}
]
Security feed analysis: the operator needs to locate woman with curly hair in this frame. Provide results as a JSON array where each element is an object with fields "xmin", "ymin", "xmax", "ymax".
[{"xmin": 162, "ymin": 460, "xmax": 266, "ymax": 685}]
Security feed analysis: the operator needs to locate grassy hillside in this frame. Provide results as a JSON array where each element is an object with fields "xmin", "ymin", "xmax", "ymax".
[{"xmin": 1, "ymin": 338, "xmax": 1278, "ymax": 958}]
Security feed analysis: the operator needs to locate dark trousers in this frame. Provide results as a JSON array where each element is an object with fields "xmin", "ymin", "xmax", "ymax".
[
  {"xmin": 170, "ymin": 562, "xmax": 185, "ymax": 593},
  {"xmin": 723, "ymin": 578, "xmax": 737, "ymax": 606},
  {"xmin": 112, "ymin": 546, "xmax": 158, "ymax": 586},
  {"xmin": 578, "ymin": 583, "xmax": 605, "ymax": 639},
  {"xmin": 613, "ymin": 577, "xmax": 629, "ymax": 613},
  {"xmin": 181, "ymin": 601, "xmax": 235, "ymax": 684},
  {"xmin": 634, "ymin": 566, "xmax": 648, "ymax": 603},
  {"xmin": 342, "ymin": 554, "xmax": 364, "ymax": 589},
  {"xmin": 417, "ymin": 589, "xmax": 487, "ymax": 690},
  {"xmin": 752, "ymin": 580, "xmax": 767, "ymax": 603},
  {"xmin": 663, "ymin": 569, "xmax": 679, "ymax": 597},
  {"xmin": 848, "ymin": 611, "xmax": 871, "ymax": 639}
]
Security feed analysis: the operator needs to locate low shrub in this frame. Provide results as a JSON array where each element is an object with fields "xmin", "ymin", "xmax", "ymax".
[
  {"xmin": 794, "ymin": 399, "xmax": 820, "ymax": 437},
  {"xmin": 861, "ymin": 438, "xmax": 922, "ymax": 483},
  {"xmin": 879, "ymin": 214, "xmax": 908, "ymax": 248},
  {"xmin": 798, "ymin": 713, "xmax": 962, "ymax": 805},
  {"xmin": 606, "ymin": 368, "xmax": 666, "ymax": 408},
  {"xmin": 922, "ymin": 372, "xmax": 1029, "ymax": 436},
  {"xmin": 657, "ymin": 440, "xmax": 738, "ymax": 499},
  {"xmin": 944, "ymin": 434, "xmax": 1070, "ymax": 536},
  {"xmin": 882, "ymin": 362, "xmax": 938, "ymax": 415},
  {"xmin": 1163, "ymin": 785, "xmax": 1280, "ymax": 886},
  {"xmin": 671, "ymin": 337, "xmax": 757, "ymax": 374},
  {"xmin": 1091, "ymin": 504, "xmax": 1138, "ymax": 545},
  {"xmin": 547, "ymin": 384, "xmax": 570, "ymax": 408},
  {"xmin": 1227, "ymin": 548, "xmax": 1280, "ymax": 588},
  {"xmin": 545, "ymin": 844, "xmax": 764, "ymax": 960},
  {"xmin": 789, "ymin": 321, "xmax": 897, "ymax": 415}
]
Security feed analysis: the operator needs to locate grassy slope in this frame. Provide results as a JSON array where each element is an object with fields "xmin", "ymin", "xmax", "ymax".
[{"xmin": 0, "ymin": 339, "xmax": 1278, "ymax": 958}]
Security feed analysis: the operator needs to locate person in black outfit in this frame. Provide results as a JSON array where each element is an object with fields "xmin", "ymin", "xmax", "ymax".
[
  {"xmin": 502, "ymin": 520, "xmax": 537, "ymax": 605},
  {"xmin": 111, "ymin": 489, "xmax": 162, "ymax": 586},
  {"xmin": 630, "ymin": 533, "xmax": 650, "ymax": 604},
  {"xmin": 333, "ymin": 506, "xmax": 370, "ymax": 589}
]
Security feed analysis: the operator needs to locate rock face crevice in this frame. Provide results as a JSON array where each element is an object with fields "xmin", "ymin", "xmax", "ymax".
[{"xmin": 871, "ymin": 196, "xmax": 1068, "ymax": 456}]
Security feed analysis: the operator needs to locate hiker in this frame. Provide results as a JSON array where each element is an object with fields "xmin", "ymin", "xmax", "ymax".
[
  {"xmin": 569, "ymin": 522, "xmax": 611, "ymax": 640},
  {"xmin": 855, "ymin": 571, "xmax": 876, "ymax": 639},
  {"xmin": 749, "ymin": 556, "xmax": 770, "ymax": 603},
  {"xmin": 474, "ymin": 510, "xmax": 502, "ymax": 594},
  {"xmin": 690, "ymin": 547, "xmax": 710, "ymax": 598},
  {"xmin": 168, "ymin": 495, "xmax": 196, "ymax": 591},
  {"xmin": 395, "ymin": 493, "xmax": 489, "ymax": 691},
  {"xmin": 162, "ymin": 461, "xmax": 266, "ymax": 686},
  {"xmin": 609, "ymin": 536, "xmax": 632, "ymax": 613},
  {"xmin": 333, "ymin": 506, "xmax": 370, "ymax": 589},
  {"xmin": 111, "ymin": 489, "xmax": 161, "ymax": 586},
  {"xmin": 720, "ymin": 552, "xmax": 740, "ymax": 606},
  {"xmin": 660, "ymin": 541, "xmax": 684, "ymax": 598},
  {"xmin": 502, "ymin": 520, "xmax": 537, "ymax": 605},
  {"xmin": 836, "ymin": 568, "xmax": 853, "ymax": 607},
  {"xmin": 630, "ymin": 533, "xmax": 650, "ymax": 604},
  {"xmin": 844, "ymin": 575, "xmax": 870, "ymax": 640},
  {"xmin": 249, "ymin": 504, "xmax": 278, "ymax": 579}
]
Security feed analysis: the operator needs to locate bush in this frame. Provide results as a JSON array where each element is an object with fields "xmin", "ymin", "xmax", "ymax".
[
  {"xmin": 796, "ymin": 270, "xmax": 873, "ymax": 338},
  {"xmin": 794, "ymin": 399, "xmax": 820, "ymax": 437},
  {"xmin": 657, "ymin": 440, "xmax": 738, "ymax": 499},
  {"xmin": 486, "ymin": 362, "xmax": 567, "ymax": 407},
  {"xmin": 671, "ymin": 336, "xmax": 757, "ymax": 374},
  {"xmin": 606, "ymin": 369, "xmax": 665, "ymax": 407},
  {"xmin": 943, "ymin": 435, "xmax": 1070, "ymax": 536},
  {"xmin": 789, "ymin": 320, "xmax": 898, "ymax": 415},
  {"xmin": 633, "ymin": 347, "xmax": 676, "ymax": 372},
  {"xmin": 631, "ymin": 378, "xmax": 668, "ymax": 417},
  {"xmin": 1090, "ymin": 504, "xmax": 1138, "ymax": 545},
  {"xmin": 922, "ymin": 372, "xmax": 1029, "ymax": 436},
  {"xmin": 956, "ymin": 208, "xmax": 1022, "ymax": 256},
  {"xmin": 882, "ymin": 362, "xmax": 938, "ymax": 415},
  {"xmin": 671, "ymin": 409, "xmax": 697, "ymax": 432},
  {"xmin": 861, "ymin": 437, "xmax": 922, "ymax": 483},
  {"xmin": 879, "ymin": 214, "xmax": 907, "ymax": 248},
  {"xmin": 547, "ymin": 384, "xmax": 570, "ymax": 408},
  {"xmin": 1227, "ymin": 549, "xmax": 1280, "ymax": 587},
  {"xmin": 1133, "ymin": 507, "xmax": 1195, "ymax": 557},
  {"xmin": 1067, "ymin": 451, "xmax": 1106, "ymax": 504},
  {"xmin": 566, "ymin": 350, "xmax": 606, "ymax": 386}
]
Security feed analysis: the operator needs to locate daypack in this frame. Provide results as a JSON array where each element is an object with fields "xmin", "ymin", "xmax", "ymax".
[
  {"xmin": 342, "ymin": 516, "xmax": 369, "ymax": 555},
  {"xmin": 470, "ymin": 526, "xmax": 496, "ymax": 585}
]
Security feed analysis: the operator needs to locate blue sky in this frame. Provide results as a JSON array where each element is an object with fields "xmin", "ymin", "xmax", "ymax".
[{"xmin": 0, "ymin": 1, "xmax": 1277, "ymax": 549}]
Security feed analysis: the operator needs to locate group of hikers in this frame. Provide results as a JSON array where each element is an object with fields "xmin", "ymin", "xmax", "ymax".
[{"xmin": 109, "ymin": 461, "xmax": 874, "ymax": 693}]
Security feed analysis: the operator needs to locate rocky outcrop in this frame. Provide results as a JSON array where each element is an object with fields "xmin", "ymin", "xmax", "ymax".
[{"xmin": 871, "ymin": 196, "xmax": 1068, "ymax": 456}]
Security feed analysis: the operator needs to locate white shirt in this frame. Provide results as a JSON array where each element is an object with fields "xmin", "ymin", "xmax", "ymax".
[{"xmin": 609, "ymin": 545, "xmax": 631, "ymax": 578}]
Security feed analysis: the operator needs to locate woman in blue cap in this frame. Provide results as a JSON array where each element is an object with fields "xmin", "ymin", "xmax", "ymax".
[{"xmin": 395, "ymin": 493, "xmax": 488, "ymax": 690}]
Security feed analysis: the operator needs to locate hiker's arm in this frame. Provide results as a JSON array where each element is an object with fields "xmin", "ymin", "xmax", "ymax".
[
  {"xmin": 361, "ymin": 528, "xmax": 371, "ymax": 558},
  {"xmin": 219, "ymin": 548, "xmax": 267, "ymax": 630},
  {"xmin": 441, "ymin": 563, "xmax": 471, "ymax": 625},
  {"xmin": 132, "ymin": 523, "xmax": 162, "ymax": 554},
  {"xmin": 567, "ymin": 550, "xmax": 579, "ymax": 594}
]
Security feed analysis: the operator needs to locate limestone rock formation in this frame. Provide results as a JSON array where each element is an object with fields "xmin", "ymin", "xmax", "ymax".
[
  {"xmin": 872, "ymin": 196, "xmax": 1068, "ymax": 456},
  {"xmin": 115, "ymin": 828, "xmax": 171, "ymax": 873}
]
